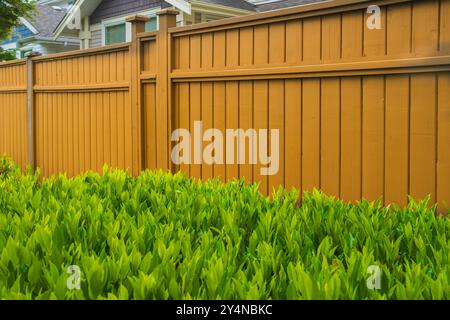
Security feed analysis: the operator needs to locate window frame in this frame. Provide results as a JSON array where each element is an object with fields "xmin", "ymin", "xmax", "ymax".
[
  {"xmin": 104, "ymin": 22, "xmax": 127, "ymax": 46},
  {"xmin": 101, "ymin": 9, "xmax": 161, "ymax": 46}
]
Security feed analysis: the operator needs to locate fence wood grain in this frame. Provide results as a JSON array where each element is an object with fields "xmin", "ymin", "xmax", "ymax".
[{"xmin": 0, "ymin": 61, "xmax": 28, "ymax": 168}]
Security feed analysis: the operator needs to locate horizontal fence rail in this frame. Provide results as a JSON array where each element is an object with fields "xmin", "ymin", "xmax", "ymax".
[{"xmin": 0, "ymin": 0, "xmax": 449, "ymax": 212}]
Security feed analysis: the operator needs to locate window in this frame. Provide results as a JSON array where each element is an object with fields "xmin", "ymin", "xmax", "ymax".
[
  {"xmin": 105, "ymin": 23, "xmax": 126, "ymax": 45},
  {"xmin": 194, "ymin": 12, "xmax": 202, "ymax": 24},
  {"xmin": 145, "ymin": 17, "xmax": 158, "ymax": 32},
  {"xmin": 20, "ymin": 50, "xmax": 32, "ymax": 58},
  {"xmin": 102, "ymin": 11, "xmax": 158, "ymax": 46}
]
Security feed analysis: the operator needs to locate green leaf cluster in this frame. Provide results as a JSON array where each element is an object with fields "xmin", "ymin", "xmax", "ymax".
[
  {"xmin": 0, "ymin": 0, "xmax": 36, "ymax": 41},
  {"xmin": 0, "ymin": 156, "xmax": 449, "ymax": 299}
]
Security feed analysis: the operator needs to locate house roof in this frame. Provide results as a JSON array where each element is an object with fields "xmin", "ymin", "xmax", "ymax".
[
  {"xmin": 89, "ymin": 0, "xmax": 255, "ymax": 25},
  {"xmin": 256, "ymin": 0, "xmax": 326, "ymax": 12},
  {"xmin": 199, "ymin": 0, "xmax": 257, "ymax": 11},
  {"xmin": 55, "ymin": 0, "xmax": 255, "ymax": 38},
  {"xmin": 29, "ymin": 4, "xmax": 68, "ymax": 37},
  {"xmin": 1, "ymin": 4, "xmax": 76, "ymax": 45}
]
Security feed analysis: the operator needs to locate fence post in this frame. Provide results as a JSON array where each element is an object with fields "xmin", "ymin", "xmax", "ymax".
[
  {"xmin": 156, "ymin": 9, "xmax": 178, "ymax": 172},
  {"xmin": 26, "ymin": 52, "xmax": 41, "ymax": 170},
  {"xmin": 126, "ymin": 15, "xmax": 148, "ymax": 175}
]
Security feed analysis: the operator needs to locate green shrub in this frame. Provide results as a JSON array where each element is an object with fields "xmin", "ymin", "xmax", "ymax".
[{"xmin": 0, "ymin": 156, "xmax": 449, "ymax": 300}]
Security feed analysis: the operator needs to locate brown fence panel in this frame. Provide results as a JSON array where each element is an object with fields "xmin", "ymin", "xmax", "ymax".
[
  {"xmin": 33, "ymin": 44, "xmax": 133, "ymax": 177},
  {"xmin": 170, "ymin": 0, "xmax": 449, "ymax": 71},
  {"xmin": 0, "ymin": 61, "xmax": 28, "ymax": 168},
  {"xmin": 0, "ymin": 0, "xmax": 449, "ymax": 211},
  {"xmin": 168, "ymin": 0, "xmax": 450, "ymax": 211}
]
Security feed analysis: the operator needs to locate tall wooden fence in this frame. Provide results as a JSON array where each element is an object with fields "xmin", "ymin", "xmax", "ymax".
[{"xmin": 0, "ymin": 0, "xmax": 449, "ymax": 212}]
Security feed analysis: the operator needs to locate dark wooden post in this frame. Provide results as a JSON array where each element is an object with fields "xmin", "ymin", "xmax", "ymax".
[
  {"xmin": 26, "ymin": 52, "xmax": 41, "ymax": 170},
  {"xmin": 126, "ymin": 15, "xmax": 148, "ymax": 175},
  {"xmin": 156, "ymin": 9, "xmax": 178, "ymax": 172}
]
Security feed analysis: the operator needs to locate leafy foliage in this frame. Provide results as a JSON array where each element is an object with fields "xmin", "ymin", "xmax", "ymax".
[
  {"xmin": 0, "ymin": 0, "xmax": 36, "ymax": 40},
  {"xmin": 0, "ymin": 48, "xmax": 18, "ymax": 61},
  {"xmin": 0, "ymin": 156, "xmax": 449, "ymax": 300}
]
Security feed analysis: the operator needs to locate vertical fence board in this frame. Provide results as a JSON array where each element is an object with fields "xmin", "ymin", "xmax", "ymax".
[
  {"xmin": 364, "ymin": 7, "xmax": 386, "ymax": 57},
  {"xmin": 412, "ymin": 0, "xmax": 440, "ymax": 55},
  {"xmin": 144, "ymin": 84, "xmax": 157, "ymax": 170},
  {"xmin": 179, "ymin": 83, "xmax": 190, "ymax": 176},
  {"xmin": 213, "ymin": 82, "xmax": 226, "ymax": 182},
  {"xmin": 340, "ymin": 77, "xmax": 362, "ymax": 202},
  {"xmin": 441, "ymin": 0, "xmax": 450, "ymax": 54},
  {"xmin": 201, "ymin": 82, "xmax": 214, "ymax": 180},
  {"xmin": 437, "ymin": 73, "xmax": 450, "ymax": 212},
  {"xmin": 253, "ymin": 80, "xmax": 269, "ymax": 195},
  {"xmin": 269, "ymin": 22, "xmax": 286, "ymax": 64},
  {"xmin": 285, "ymin": 20, "xmax": 302, "ymax": 64},
  {"xmin": 302, "ymin": 79, "xmax": 321, "ymax": 192},
  {"xmin": 268, "ymin": 80, "xmax": 285, "ymax": 193},
  {"xmin": 322, "ymin": 14, "xmax": 341, "ymax": 62},
  {"xmin": 226, "ymin": 30, "xmax": 239, "ymax": 68},
  {"xmin": 201, "ymin": 34, "xmax": 213, "ymax": 70},
  {"xmin": 342, "ymin": 11, "xmax": 363, "ymax": 59},
  {"xmin": 190, "ymin": 82, "xmax": 202, "ymax": 180},
  {"xmin": 254, "ymin": 25, "xmax": 269, "ymax": 65},
  {"xmin": 303, "ymin": 17, "xmax": 321, "ymax": 63},
  {"xmin": 321, "ymin": 78, "xmax": 341, "ymax": 197},
  {"xmin": 362, "ymin": 76, "xmax": 385, "ymax": 202},
  {"xmin": 239, "ymin": 27, "xmax": 254, "ymax": 67},
  {"xmin": 385, "ymin": 75, "xmax": 410, "ymax": 207},
  {"xmin": 386, "ymin": 3, "xmax": 412, "ymax": 56},
  {"xmin": 213, "ymin": 31, "xmax": 226, "ymax": 68},
  {"xmin": 225, "ymin": 81, "xmax": 239, "ymax": 181},
  {"xmin": 238, "ymin": 81, "xmax": 254, "ymax": 183},
  {"xmin": 284, "ymin": 79, "xmax": 302, "ymax": 191},
  {"xmin": 410, "ymin": 74, "xmax": 437, "ymax": 202}
]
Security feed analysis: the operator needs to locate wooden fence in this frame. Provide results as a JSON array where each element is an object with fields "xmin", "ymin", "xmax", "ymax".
[{"xmin": 0, "ymin": 0, "xmax": 449, "ymax": 212}]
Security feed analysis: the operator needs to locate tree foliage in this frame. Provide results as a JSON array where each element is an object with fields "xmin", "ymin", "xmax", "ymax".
[
  {"xmin": 0, "ymin": 0, "xmax": 36, "ymax": 40},
  {"xmin": 0, "ymin": 48, "xmax": 18, "ymax": 61}
]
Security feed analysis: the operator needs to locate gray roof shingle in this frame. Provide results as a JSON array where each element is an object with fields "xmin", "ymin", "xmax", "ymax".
[
  {"xmin": 28, "ymin": 4, "xmax": 68, "ymax": 37},
  {"xmin": 90, "ymin": 0, "xmax": 256, "ymax": 25},
  {"xmin": 199, "ymin": 0, "xmax": 257, "ymax": 11},
  {"xmin": 256, "ymin": 0, "xmax": 326, "ymax": 12}
]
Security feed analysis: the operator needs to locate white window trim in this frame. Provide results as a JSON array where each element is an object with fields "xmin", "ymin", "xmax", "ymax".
[
  {"xmin": 101, "ymin": 8, "xmax": 161, "ymax": 46},
  {"xmin": 102, "ymin": 17, "xmax": 129, "ymax": 46},
  {"xmin": 19, "ymin": 18, "xmax": 39, "ymax": 34}
]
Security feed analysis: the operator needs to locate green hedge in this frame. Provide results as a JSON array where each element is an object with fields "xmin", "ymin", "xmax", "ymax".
[{"xmin": 0, "ymin": 157, "xmax": 449, "ymax": 300}]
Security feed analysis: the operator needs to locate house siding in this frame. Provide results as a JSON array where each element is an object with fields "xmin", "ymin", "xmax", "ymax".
[
  {"xmin": 19, "ymin": 42, "xmax": 78, "ymax": 55},
  {"xmin": 90, "ymin": 0, "xmax": 169, "ymax": 24},
  {"xmin": 41, "ymin": 43, "xmax": 79, "ymax": 55},
  {"xmin": 90, "ymin": 29, "xmax": 103, "ymax": 48}
]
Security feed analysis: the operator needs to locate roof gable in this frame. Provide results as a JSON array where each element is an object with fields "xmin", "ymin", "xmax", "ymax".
[
  {"xmin": 90, "ymin": 0, "xmax": 167, "ymax": 24},
  {"xmin": 32, "ymin": 5, "xmax": 68, "ymax": 37},
  {"xmin": 197, "ymin": 0, "xmax": 256, "ymax": 12},
  {"xmin": 256, "ymin": 0, "xmax": 326, "ymax": 12},
  {"xmin": 1, "ymin": 24, "xmax": 35, "ymax": 45}
]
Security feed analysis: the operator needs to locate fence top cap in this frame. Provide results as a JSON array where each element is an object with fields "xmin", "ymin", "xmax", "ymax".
[
  {"xmin": 26, "ymin": 52, "xmax": 42, "ymax": 58},
  {"xmin": 156, "ymin": 9, "xmax": 179, "ymax": 16},
  {"xmin": 125, "ymin": 15, "xmax": 150, "ymax": 23}
]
